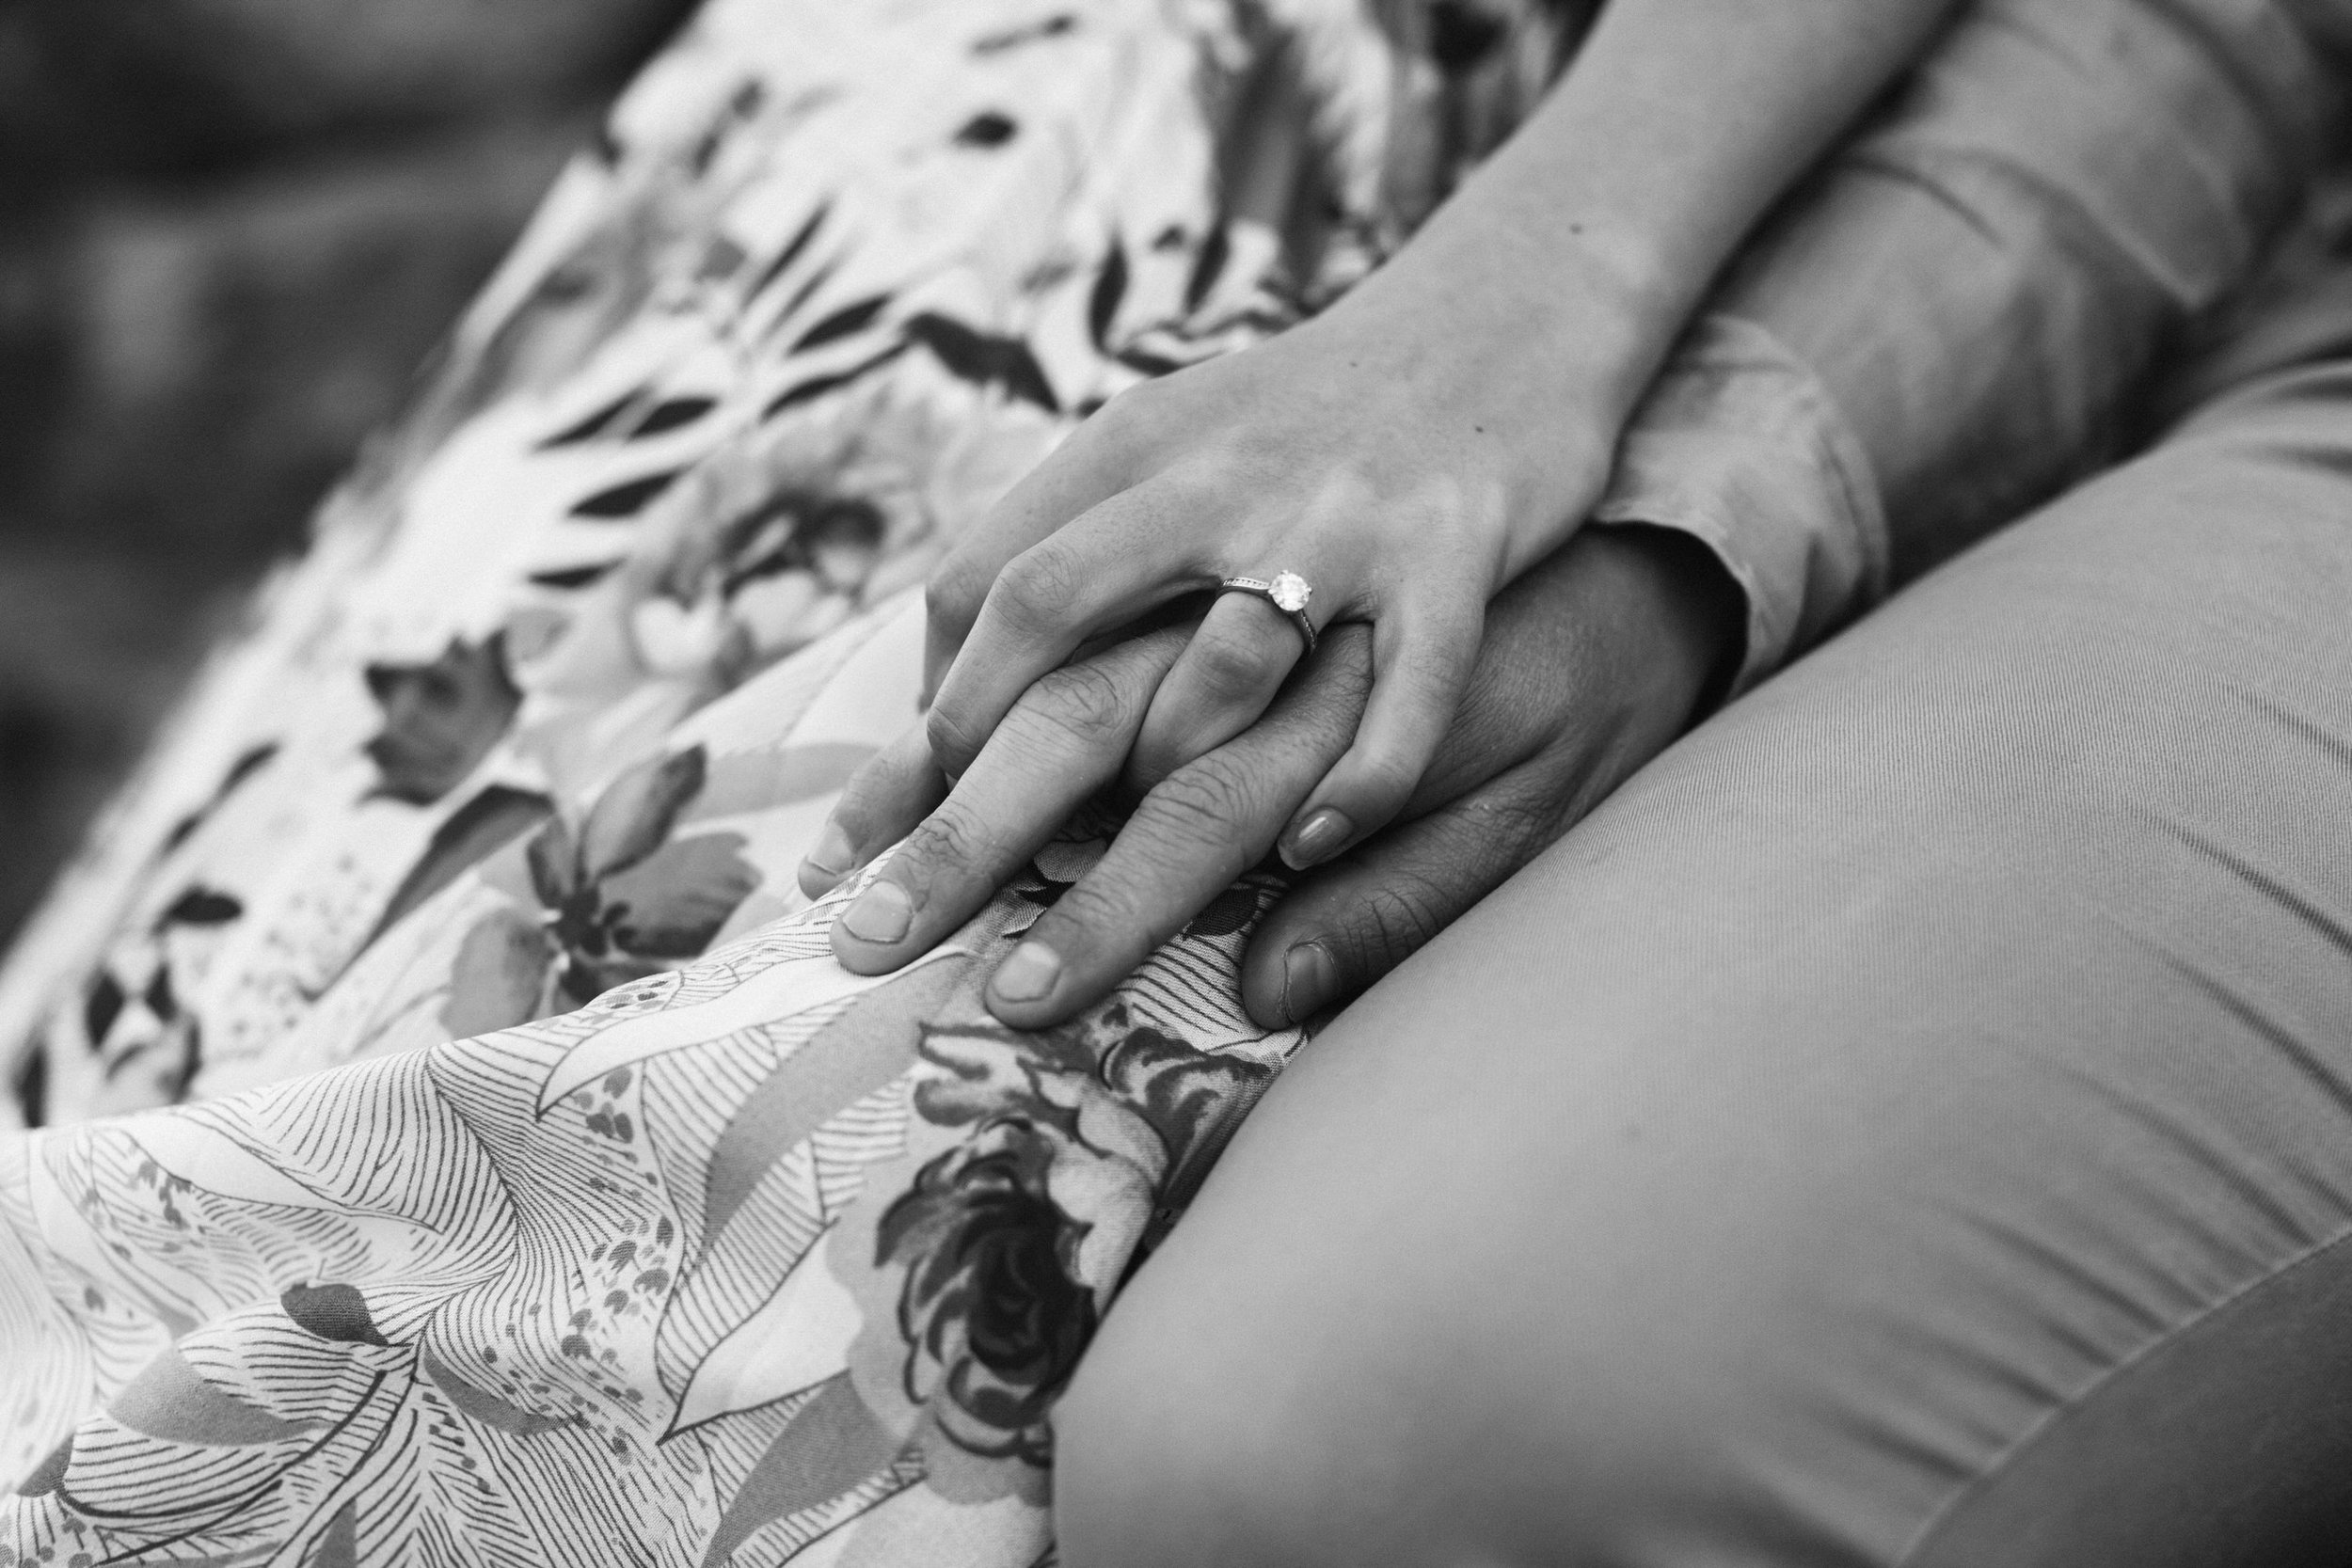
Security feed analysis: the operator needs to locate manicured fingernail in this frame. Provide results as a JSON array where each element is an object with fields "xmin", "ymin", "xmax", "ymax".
[
  {"xmin": 1279, "ymin": 941, "xmax": 1337, "ymax": 1023},
  {"xmin": 840, "ymin": 879, "xmax": 913, "ymax": 944},
  {"xmin": 1280, "ymin": 808, "xmax": 1354, "ymax": 871},
  {"xmin": 798, "ymin": 821, "xmax": 856, "ymax": 895},
  {"xmin": 991, "ymin": 941, "xmax": 1062, "ymax": 1004}
]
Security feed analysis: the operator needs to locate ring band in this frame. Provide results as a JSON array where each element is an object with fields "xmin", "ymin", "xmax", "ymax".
[{"xmin": 1217, "ymin": 572, "xmax": 1317, "ymax": 657}]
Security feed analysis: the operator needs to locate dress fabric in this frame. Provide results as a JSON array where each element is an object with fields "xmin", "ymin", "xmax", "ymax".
[
  {"xmin": 4, "ymin": 0, "xmax": 2352, "ymax": 1562},
  {"xmin": 0, "ymin": 3, "xmax": 1597, "ymax": 1563},
  {"xmin": 1057, "ymin": 345, "xmax": 2352, "ymax": 1568}
]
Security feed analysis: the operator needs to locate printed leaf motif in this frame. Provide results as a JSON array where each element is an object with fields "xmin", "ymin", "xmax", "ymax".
[
  {"xmin": 110, "ymin": 1345, "xmax": 321, "ymax": 1445},
  {"xmin": 631, "ymin": 396, "xmax": 718, "ymax": 437},
  {"xmin": 527, "ymin": 815, "xmax": 578, "ymax": 910},
  {"xmin": 529, "ymin": 559, "xmax": 625, "ymax": 589},
  {"xmin": 536, "ymin": 944, "xmax": 969, "ymax": 1110},
  {"xmin": 1184, "ymin": 221, "xmax": 1231, "ymax": 311},
  {"xmin": 903, "ymin": 313, "xmax": 1060, "ymax": 412},
  {"xmin": 418, "ymin": 1349, "xmax": 577, "ymax": 1436},
  {"xmin": 537, "ymin": 388, "xmax": 645, "ymax": 448},
  {"xmin": 159, "ymin": 888, "xmax": 244, "ymax": 927},
  {"xmin": 569, "ymin": 469, "xmax": 684, "ymax": 519},
  {"xmin": 369, "ymin": 784, "xmax": 552, "ymax": 947},
  {"xmin": 441, "ymin": 908, "xmax": 557, "ymax": 1038},
  {"xmin": 1115, "ymin": 345, "xmax": 1184, "ymax": 378},
  {"xmin": 279, "ymin": 1284, "xmax": 392, "ymax": 1346},
  {"xmin": 690, "ymin": 743, "xmax": 880, "ymax": 817},
  {"xmin": 789, "ymin": 294, "xmax": 892, "ymax": 354},
  {"xmin": 15, "ymin": 1433, "xmax": 72, "ymax": 1497},
  {"xmin": 748, "ymin": 202, "xmax": 830, "ymax": 301},
  {"xmin": 596, "ymin": 833, "xmax": 760, "ymax": 958},
  {"xmin": 133, "ymin": 1118, "xmax": 353, "ymax": 1214},
  {"xmin": 1181, "ymin": 883, "xmax": 1261, "ymax": 939},
  {"xmin": 671, "ymin": 1231, "xmax": 865, "ymax": 1433},
  {"xmin": 306, "ymin": 1500, "xmax": 358, "ymax": 1568},
  {"xmin": 972, "ymin": 13, "xmax": 1076, "ymax": 53},
  {"xmin": 161, "ymin": 739, "xmax": 279, "ymax": 852},
  {"xmin": 699, "ymin": 1372, "xmax": 905, "ymax": 1568},
  {"xmin": 1088, "ymin": 237, "xmax": 1127, "ymax": 350},
  {"xmin": 577, "ymin": 747, "xmax": 708, "ymax": 882},
  {"xmin": 762, "ymin": 343, "xmax": 908, "ymax": 420},
  {"xmin": 699, "ymin": 955, "xmax": 968, "ymax": 1246},
  {"xmin": 953, "ymin": 111, "xmax": 1018, "ymax": 148}
]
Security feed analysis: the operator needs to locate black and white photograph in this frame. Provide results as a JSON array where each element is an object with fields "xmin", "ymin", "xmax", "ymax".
[{"xmin": 5, "ymin": 1, "xmax": 2352, "ymax": 1562}]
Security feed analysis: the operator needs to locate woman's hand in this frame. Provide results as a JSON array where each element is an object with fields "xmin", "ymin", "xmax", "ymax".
[
  {"xmin": 920, "ymin": 223, "xmax": 1653, "ymax": 871},
  {"xmin": 919, "ymin": 0, "xmax": 1950, "ymax": 866},
  {"xmin": 812, "ymin": 523, "xmax": 1740, "ymax": 1028}
]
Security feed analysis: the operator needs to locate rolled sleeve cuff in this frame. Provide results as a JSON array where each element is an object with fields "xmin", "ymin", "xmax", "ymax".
[{"xmin": 1591, "ymin": 312, "xmax": 1888, "ymax": 699}]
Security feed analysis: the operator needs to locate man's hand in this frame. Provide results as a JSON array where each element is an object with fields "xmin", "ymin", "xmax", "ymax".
[{"xmin": 802, "ymin": 524, "xmax": 1740, "ymax": 1029}]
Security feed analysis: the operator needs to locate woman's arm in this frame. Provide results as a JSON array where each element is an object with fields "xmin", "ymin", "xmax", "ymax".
[
  {"xmin": 1370, "ymin": 0, "xmax": 1960, "ymax": 402},
  {"xmin": 817, "ymin": 0, "xmax": 2346, "ymax": 1031}
]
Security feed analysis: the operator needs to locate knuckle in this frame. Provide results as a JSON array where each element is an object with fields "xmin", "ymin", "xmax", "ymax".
[
  {"xmin": 902, "ymin": 800, "xmax": 991, "ymax": 874},
  {"xmin": 924, "ymin": 553, "xmax": 993, "ymax": 637},
  {"xmin": 1143, "ymin": 755, "xmax": 1255, "ymax": 842},
  {"xmin": 1035, "ymin": 875, "xmax": 1148, "ymax": 957},
  {"xmin": 924, "ymin": 703, "xmax": 984, "ymax": 773},
  {"xmin": 1187, "ymin": 628, "xmax": 1279, "ymax": 704},
  {"xmin": 1028, "ymin": 659, "xmax": 1138, "ymax": 745},
  {"xmin": 996, "ymin": 540, "xmax": 1087, "ymax": 627}
]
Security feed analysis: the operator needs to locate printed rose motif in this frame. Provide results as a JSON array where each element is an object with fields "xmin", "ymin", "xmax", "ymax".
[
  {"xmin": 875, "ymin": 1118, "xmax": 1098, "ymax": 1463},
  {"xmin": 874, "ymin": 1006, "xmax": 1276, "ymax": 1467},
  {"xmin": 362, "ymin": 635, "xmax": 523, "ymax": 804}
]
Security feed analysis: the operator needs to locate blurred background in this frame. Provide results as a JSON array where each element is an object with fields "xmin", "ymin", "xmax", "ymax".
[{"xmin": 0, "ymin": 0, "xmax": 696, "ymax": 947}]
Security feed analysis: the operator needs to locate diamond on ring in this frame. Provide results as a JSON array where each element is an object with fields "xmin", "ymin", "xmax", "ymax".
[{"xmin": 1216, "ymin": 572, "xmax": 1319, "ymax": 657}]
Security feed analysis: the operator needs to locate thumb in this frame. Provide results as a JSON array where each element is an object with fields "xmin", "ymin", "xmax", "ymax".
[{"xmin": 1241, "ymin": 761, "xmax": 1574, "ymax": 1030}]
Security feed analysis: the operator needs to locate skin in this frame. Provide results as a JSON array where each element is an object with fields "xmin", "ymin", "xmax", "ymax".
[
  {"xmin": 913, "ymin": 0, "xmax": 1956, "ymax": 868},
  {"xmin": 806, "ymin": 524, "xmax": 1740, "ymax": 1028},
  {"xmin": 805, "ymin": 0, "xmax": 1958, "ymax": 1024}
]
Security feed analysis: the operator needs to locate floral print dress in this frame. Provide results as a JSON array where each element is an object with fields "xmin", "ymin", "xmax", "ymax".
[{"xmin": 0, "ymin": 1, "xmax": 1590, "ymax": 1563}]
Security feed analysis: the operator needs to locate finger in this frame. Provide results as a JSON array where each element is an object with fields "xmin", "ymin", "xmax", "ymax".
[
  {"xmin": 1241, "ymin": 754, "xmax": 1575, "ymax": 1029},
  {"xmin": 921, "ymin": 388, "xmax": 1164, "ymax": 696},
  {"xmin": 1277, "ymin": 592, "xmax": 1483, "ymax": 870},
  {"xmin": 798, "ymin": 724, "xmax": 944, "ymax": 898},
  {"xmin": 925, "ymin": 479, "xmax": 1218, "ymax": 780},
  {"xmin": 980, "ymin": 624, "xmax": 1378, "ymax": 1027},
  {"xmin": 831, "ymin": 626, "xmax": 1190, "ymax": 974},
  {"xmin": 1123, "ymin": 586, "xmax": 1309, "ymax": 793}
]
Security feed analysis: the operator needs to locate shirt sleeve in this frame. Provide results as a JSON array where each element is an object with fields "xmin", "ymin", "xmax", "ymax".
[{"xmin": 1591, "ymin": 0, "xmax": 2346, "ymax": 697}]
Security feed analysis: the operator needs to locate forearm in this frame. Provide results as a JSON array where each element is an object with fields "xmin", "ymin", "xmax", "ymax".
[
  {"xmin": 1364, "ymin": 0, "xmax": 1958, "ymax": 402},
  {"xmin": 1592, "ymin": 0, "xmax": 2348, "ymax": 689},
  {"xmin": 1726, "ymin": 0, "xmax": 2346, "ymax": 579}
]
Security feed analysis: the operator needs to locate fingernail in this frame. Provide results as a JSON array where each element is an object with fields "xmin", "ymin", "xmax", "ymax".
[
  {"xmin": 798, "ymin": 821, "xmax": 856, "ymax": 895},
  {"xmin": 840, "ymin": 879, "xmax": 914, "ymax": 944},
  {"xmin": 1279, "ymin": 808, "xmax": 1354, "ymax": 871},
  {"xmin": 1279, "ymin": 941, "xmax": 1337, "ymax": 1023},
  {"xmin": 991, "ymin": 941, "xmax": 1062, "ymax": 1004}
]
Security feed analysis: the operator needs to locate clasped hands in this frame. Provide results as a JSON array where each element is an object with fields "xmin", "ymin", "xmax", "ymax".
[{"xmin": 797, "ymin": 250, "xmax": 1739, "ymax": 1029}]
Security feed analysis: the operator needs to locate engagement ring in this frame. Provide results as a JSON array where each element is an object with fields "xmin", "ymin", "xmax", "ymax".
[{"xmin": 1218, "ymin": 571, "xmax": 1317, "ymax": 656}]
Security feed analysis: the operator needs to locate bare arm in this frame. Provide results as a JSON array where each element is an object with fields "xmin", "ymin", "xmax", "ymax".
[{"xmin": 1379, "ymin": 0, "xmax": 1962, "ymax": 409}]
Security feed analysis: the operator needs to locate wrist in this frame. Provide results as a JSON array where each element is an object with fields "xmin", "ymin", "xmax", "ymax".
[{"xmin": 1583, "ymin": 521, "xmax": 1747, "ymax": 723}]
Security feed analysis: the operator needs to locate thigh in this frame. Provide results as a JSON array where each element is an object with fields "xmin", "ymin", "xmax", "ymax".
[{"xmin": 1054, "ymin": 365, "xmax": 2352, "ymax": 1568}]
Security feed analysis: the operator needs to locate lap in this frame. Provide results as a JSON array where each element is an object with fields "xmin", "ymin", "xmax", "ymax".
[{"xmin": 1055, "ymin": 363, "xmax": 2352, "ymax": 1567}]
